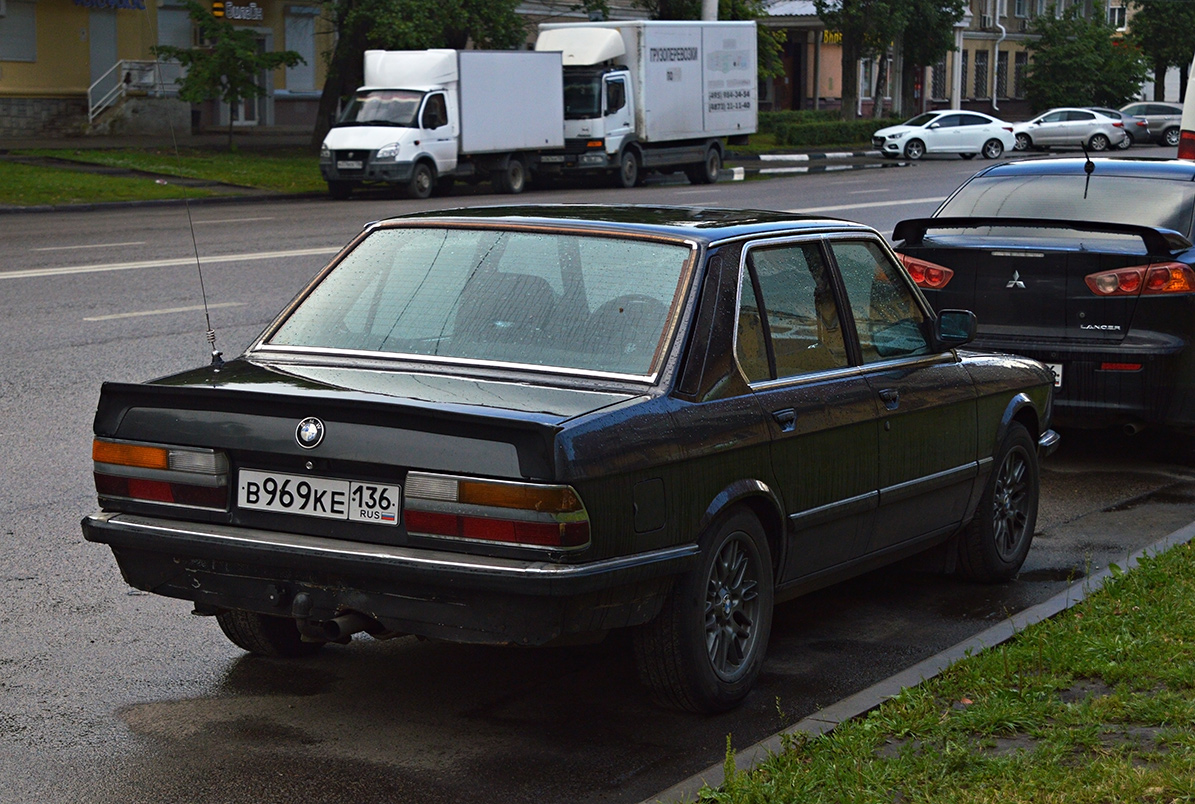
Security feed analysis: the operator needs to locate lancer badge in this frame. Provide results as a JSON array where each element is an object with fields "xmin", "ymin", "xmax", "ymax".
[
  {"xmin": 296, "ymin": 417, "xmax": 325, "ymax": 449},
  {"xmin": 1006, "ymin": 270, "xmax": 1026, "ymax": 289}
]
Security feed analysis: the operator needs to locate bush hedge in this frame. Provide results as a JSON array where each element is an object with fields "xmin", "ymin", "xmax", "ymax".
[{"xmin": 759, "ymin": 111, "xmax": 902, "ymax": 147}]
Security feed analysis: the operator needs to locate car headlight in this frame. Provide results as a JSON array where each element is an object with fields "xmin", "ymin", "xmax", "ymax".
[
  {"xmin": 375, "ymin": 142, "xmax": 401, "ymax": 161},
  {"xmin": 319, "ymin": 144, "xmax": 331, "ymax": 162},
  {"xmin": 889, "ymin": 132, "xmax": 906, "ymax": 140}
]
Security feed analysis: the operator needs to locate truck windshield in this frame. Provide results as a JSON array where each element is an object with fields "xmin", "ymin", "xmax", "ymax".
[
  {"xmin": 563, "ymin": 74, "xmax": 603, "ymax": 120},
  {"xmin": 266, "ymin": 226, "xmax": 695, "ymax": 379},
  {"xmin": 337, "ymin": 90, "xmax": 424, "ymax": 127}
]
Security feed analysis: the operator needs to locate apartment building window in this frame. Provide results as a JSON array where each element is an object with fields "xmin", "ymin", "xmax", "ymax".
[
  {"xmin": 932, "ymin": 58, "xmax": 947, "ymax": 100},
  {"xmin": 1108, "ymin": 4, "xmax": 1127, "ymax": 28},
  {"xmin": 961, "ymin": 50, "xmax": 969, "ymax": 98},
  {"xmin": 974, "ymin": 49, "xmax": 989, "ymax": 98},
  {"xmin": 996, "ymin": 50, "xmax": 1009, "ymax": 98},
  {"xmin": 0, "ymin": 0, "xmax": 36, "ymax": 61},
  {"xmin": 1014, "ymin": 0, "xmax": 1028, "ymax": 16},
  {"xmin": 1035, "ymin": 0, "xmax": 1046, "ymax": 15},
  {"xmin": 1014, "ymin": 51, "xmax": 1028, "ymax": 98}
]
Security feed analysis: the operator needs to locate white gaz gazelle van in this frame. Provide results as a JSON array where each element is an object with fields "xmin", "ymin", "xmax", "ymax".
[{"xmin": 1179, "ymin": 52, "xmax": 1195, "ymax": 160}]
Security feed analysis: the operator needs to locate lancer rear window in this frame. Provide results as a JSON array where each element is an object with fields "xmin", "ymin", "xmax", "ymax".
[
  {"xmin": 939, "ymin": 174, "xmax": 1195, "ymax": 238},
  {"xmin": 265, "ymin": 227, "xmax": 695, "ymax": 378}
]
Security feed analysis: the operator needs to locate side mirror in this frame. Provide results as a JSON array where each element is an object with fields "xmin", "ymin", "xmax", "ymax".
[
  {"xmin": 936, "ymin": 309, "xmax": 976, "ymax": 348},
  {"xmin": 929, "ymin": 122, "xmax": 940, "ymax": 129}
]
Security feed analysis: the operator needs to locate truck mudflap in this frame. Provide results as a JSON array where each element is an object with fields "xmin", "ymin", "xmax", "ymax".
[{"xmin": 82, "ymin": 512, "xmax": 693, "ymax": 645}]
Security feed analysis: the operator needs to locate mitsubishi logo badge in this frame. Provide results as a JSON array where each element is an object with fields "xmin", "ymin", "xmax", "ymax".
[
  {"xmin": 1006, "ymin": 270, "xmax": 1026, "ymax": 289},
  {"xmin": 295, "ymin": 417, "xmax": 325, "ymax": 449}
]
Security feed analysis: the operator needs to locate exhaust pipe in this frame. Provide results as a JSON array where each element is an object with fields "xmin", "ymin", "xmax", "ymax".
[{"xmin": 1123, "ymin": 421, "xmax": 1146, "ymax": 436}]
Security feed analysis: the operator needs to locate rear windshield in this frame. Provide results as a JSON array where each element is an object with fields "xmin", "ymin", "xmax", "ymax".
[
  {"xmin": 939, "ymin": 174, "xmax": 1195, "ymax": 237},
  {"xmin": 266, "ymin": 227, "xmax": 694, "ymax": 378}
]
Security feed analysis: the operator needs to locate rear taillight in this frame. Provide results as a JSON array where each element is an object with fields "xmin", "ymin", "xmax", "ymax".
[
  {"xmin": 1112, "ymin": 122, "xmax": 1124, "ymax": 128},
  {"xmin": 897, "ymin": 253, "xmax": 955, "ymax": 289},
  {"xmin": 1179, "ymin": 130, "xmax": 1195, "ymax": 161},
  {"xmin": 1085, "ymin": 263, "xmax": 1195, "ymax": 296},
  {"xmin": 404, "ymin": 472, "xmax": 590, "ymax": 550},
  {"xmin": 93, "ymin": 438, "xmax": 229, "ymax": 509}
]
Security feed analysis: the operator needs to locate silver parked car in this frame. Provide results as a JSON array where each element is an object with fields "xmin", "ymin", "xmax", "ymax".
[
  {"xmin": 1120, "ymin": 101, "xmax": 1183, "ymax": 147},
  {"xmin": 1012, "ymin": 107, "xmax": 1128, "ymax": 152},
  {"xmin": 1088, "ymin": 107, "xmax": 1149, "ymax": 149}
]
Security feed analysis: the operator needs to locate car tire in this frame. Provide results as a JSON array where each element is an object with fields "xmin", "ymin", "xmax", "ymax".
[
  {"xmin": 1117, "ymin": 133, "xmax": 1134, "ymax": 150},
  {"xmin": 1014, "ymin": 133, "xmax": 1031, "ymax": 151},
  {"xmin": 633, "ymin": 508, "xmax": 774, "ymax": 713},
  {"xmin": 960, "ymin": 153, "xmax": 976, "ymax": 160},
  {"xmin": 1088, "ymin": 133, "xmax": 1110, "ymax": 152},
  {"xmin": 1165, "ymin": 127, "xmax": 1181, "ymax": 147},
  {"xmin": 495, "ymin": 156, "xmax": 527, "ymax": 194},
  {"xmin": 957, "ymin": 422, "xmax": 1039, "ymax": 583},
  {"xmin": 686, "ymin": 146, "xmax": 722, "ymax": 184},
  {"xmin": 327, "ymin": 181, "xmax": 355, "ymax": 200},
  {"xmin": 903, "ymin": 139, "xmax": 925, "ymax": 160},
  {"xmin": 406, "ymin": 162, "xmax": 435, "ymax": 199},
  {"xmin": 614, "ymin": 149, "xmax": 640, "ymax": 188},
  {"xmin": 981, "ymin": 139, "xmax": 1004, "ymax": 159},
  {"xmin": 216, "ymin": 610, "xmax": 324, "ymax": 658}
]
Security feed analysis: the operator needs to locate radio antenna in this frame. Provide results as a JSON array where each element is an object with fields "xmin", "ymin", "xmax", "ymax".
[{"xmin": 155, "ymin": 61, "xmax": 224, "ymax": 368}]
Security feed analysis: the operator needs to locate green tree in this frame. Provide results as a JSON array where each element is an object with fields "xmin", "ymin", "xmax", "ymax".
[
  {"xmin": 153, "ymin": 0, "xmax": 304, "ymax": 150},
  {"xmin": 898, "ymin": 0, "xmax": 966, "ymax": 117},
  {"xmin": 1127, "ymin": 0, "xmax": 1195, "ymax": 101},
  {"xmin": 1024, "ymin": 3, "xmax": 1148, "ymax": 111},
  {"xmin": 635, "ymin": 0, "xmax": 787, "ymax": 79},
  {"xmin": 310, "ymin": 0, "xmax": 525, "ymax": 150},
  {"xmin": 814, "ymin": 0, "xmax": 908, "ymax": 119}
]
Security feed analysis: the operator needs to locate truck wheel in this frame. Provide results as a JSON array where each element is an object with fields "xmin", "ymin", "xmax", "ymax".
[
  {"xmin": 496, "ymin": 157, "xmax": 526, "ymax": 194},
  {"xmin": 614, "ymin": 149, "xmax": 640, "ymax": 188},
  {"xmin": 686, "ymin": 147, "xmax": 721, "ymax": 185},
  {"xmin": 956, "ymin": 422, "xmax": 1039, "ymax": 583},
  {"xmin": 327, "ymin": 181, "xmax": 354, "ymax": 200},
  {"xmin": 633, "ymin": 508, "xmax": 773, "ymax": 712},
  {"xmin": 216, "ymin": 610, "xmax": 324, "ymax": 658},
  {"xmin": 407, "ymin": 162, "xmax": 434, "ymax": 199}
]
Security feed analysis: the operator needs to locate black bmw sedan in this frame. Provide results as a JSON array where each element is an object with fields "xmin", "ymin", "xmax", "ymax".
[
  {"xmin": 895, "ymin": 157, "xmax": 1195, "ymax": 433},
  {"xmin": 83, "ymin": 206, "xmax": 1056, "ymax": 713}
]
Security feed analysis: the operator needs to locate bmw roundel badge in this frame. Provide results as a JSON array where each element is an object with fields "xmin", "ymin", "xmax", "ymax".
[{"xmin": 295, "ymin": 417, "xmax": 325, "ymax": 449}]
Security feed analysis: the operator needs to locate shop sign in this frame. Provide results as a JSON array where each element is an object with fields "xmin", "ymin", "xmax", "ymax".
[
  {"xmin": 822, "ymin": 30, "xmax": 842, "ymax": 45},
  {"xmin": 225, "ymin": 1, "xmax": 265, "ymax": 20}
]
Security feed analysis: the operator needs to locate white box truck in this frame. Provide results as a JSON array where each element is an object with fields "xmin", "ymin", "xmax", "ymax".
[
  {"xmin": 319, "ymin": 49, "xmax": 564, "ymax": 199},
  {"xmin": 534, "ymin": 20, "xmax": 757, "ymax": 187}
]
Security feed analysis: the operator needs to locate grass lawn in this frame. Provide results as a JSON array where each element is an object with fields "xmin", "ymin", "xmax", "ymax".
[
  {"xmin": 13, "ymin": 147, "xmax": 325, "ymax": 194},
  {"xmin": 703, "ymin": 541, "xmax": 1195, "ymax": 803},
  {"xmin": 0, "ymin": 159, "xmax": 219, "ymax": 206}
]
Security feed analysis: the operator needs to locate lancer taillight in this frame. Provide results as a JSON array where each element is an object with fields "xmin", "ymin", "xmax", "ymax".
[
  {"xmin": 404, "ymin": 472, "xmax": 590, "ymax": 550},
  {"xmin": 1084, "ymin": 263, "xmax": 1195, "ymax": 296},
  {"xmin": 93, "ymin": 438, "xmax": 229, "ymax": 509},
  {"xmin": 898, "ymin": 253, "xmax": 955, "ymax": 289}
]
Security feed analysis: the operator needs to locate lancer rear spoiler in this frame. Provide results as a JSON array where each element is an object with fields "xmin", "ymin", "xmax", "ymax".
[{"xmin": 892, "ymin": 217, "xmax": 1192, "ymax": 257}]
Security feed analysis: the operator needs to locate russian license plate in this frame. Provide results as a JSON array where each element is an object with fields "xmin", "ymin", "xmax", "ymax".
[
  {"xmin": 539, "ymin": 155, "xmax": 565, "ymax": 163},
  {"xmin": 238, "ymin": 469, "xmax": 400, "ymax": 526},
  {"xmin": 336, "ymin": 160, "xmax": 363, "ymax": 170},
  {"xmin": 1046, "ymin": 363, "xmax": 1062, "ymax": 388}
]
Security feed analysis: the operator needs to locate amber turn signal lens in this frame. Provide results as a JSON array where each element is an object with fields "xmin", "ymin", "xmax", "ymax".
[
  {"xmin": 457, "ymin": 479, "xmax": 583, "ymax": 513},
  {"xmin": 92, "ymin": 439, "xmax": 169, "ymax": 470}
]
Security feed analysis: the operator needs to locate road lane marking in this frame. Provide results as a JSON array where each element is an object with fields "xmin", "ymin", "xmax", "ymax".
[
  {"xmin": 31, "ymin": 241, "xmax": 147, "ymax": 251},
  {"xmin": 784, "ymin": 196, "xmax": 944, "ymax": 214},
  {"xmin": 0, "ymin": 246, "xmax": 341, "ymax": 281},
  {"xmin": 193, "ymin": 216, "xmax": 276, "ymax": 225},
  {"xmin": 85, "ymin": 302, "xmax": 247, "ymax": 322}
]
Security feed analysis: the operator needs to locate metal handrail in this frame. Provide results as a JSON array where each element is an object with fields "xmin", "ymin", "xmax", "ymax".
[{"xmin": 88, "ymin": 59, "xmax": 171, "ymax": 123}]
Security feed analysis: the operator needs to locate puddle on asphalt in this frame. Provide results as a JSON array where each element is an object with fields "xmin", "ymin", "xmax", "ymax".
[
  {"xmin": 1018, "ymin": 567, "xmax": 1086, "ymax": 583},
  {"xmin": 1106, "ymin": 484, "xmax": 1195, "ymax": 512}
]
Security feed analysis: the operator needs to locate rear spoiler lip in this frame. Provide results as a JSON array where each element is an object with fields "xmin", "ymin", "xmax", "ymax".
[{"xmin": 892, "ymin": 217, "xmax": 1193, "ymax": 257}]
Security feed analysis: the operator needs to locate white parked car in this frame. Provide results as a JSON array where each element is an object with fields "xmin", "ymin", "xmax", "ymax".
[
  {"xmin": 872, "ymin": 110, "xmax": 1016, "ymax": 160},
  {"xmin": 1012, "ymin": 107, "xmax": 1128, "ymax": 152}
]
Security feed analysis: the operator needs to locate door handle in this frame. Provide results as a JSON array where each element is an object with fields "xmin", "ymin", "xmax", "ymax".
[
  {"xmin": 772, "ymin": 408, "xmax": 797, "ymax": 432},
  {"xmin": 878, "ymin": 388, "xmax": 900, "ymax": 411}
]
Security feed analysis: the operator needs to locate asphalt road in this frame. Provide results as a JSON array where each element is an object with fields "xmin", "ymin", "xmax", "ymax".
[{"xmin": 3, "ymin": 150, "xmax": 1193, "ymax": 804}]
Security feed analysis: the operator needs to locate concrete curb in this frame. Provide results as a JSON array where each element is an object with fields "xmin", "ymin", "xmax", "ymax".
[{"xmin": 639, "ymin": 517, "xmax": 1195, "ymax": 804}]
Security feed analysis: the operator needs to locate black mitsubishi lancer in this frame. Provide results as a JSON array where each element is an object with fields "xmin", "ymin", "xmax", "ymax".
[{"xmin": 895, "ymin": 157, "xmax": 1195, "ymax": 433}]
